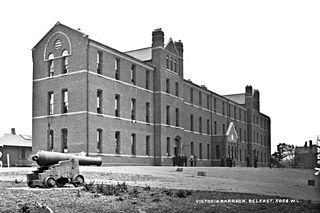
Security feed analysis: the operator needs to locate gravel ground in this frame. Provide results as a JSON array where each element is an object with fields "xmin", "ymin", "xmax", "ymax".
[{"xmin": 0, "ymin": 166, "xmax": 319, "ymax": 212}]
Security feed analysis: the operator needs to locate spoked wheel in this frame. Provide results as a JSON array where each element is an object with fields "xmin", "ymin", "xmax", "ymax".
[
  {"xmin": 44, "ymin": 177, "xmax": 56, "ymax": 188},
  {"xmin": 72, "ymin": 175, "xmax": 85, "ymax": 187}
]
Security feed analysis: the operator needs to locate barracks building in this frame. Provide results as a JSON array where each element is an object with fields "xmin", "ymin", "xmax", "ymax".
[{"xmin": 32, "ymin": 22, "xmax": 271, "ymax": 167}]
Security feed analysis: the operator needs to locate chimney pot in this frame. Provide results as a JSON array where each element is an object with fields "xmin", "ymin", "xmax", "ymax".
[{"xmin": 11, "ymin": 128, "xmax": 16, "ymax": 135}]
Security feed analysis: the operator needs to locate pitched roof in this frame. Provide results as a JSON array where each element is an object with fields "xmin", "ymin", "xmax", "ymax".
[
  {"xmin": 125, "ymin": 47, "xmax": 152, "ymax": 61},
  {"xmin": 0, "ymin": 133, "xmax": 32, "ymax": 147},
  {"xmin": 223, "ymin": 93, "xmax": 246, "ymax": 105}
]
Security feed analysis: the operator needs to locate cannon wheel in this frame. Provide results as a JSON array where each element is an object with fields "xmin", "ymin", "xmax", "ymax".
[
  {"xmin": 27, "ymin": 181, "xmax": 36, "ymax": 188},
  {"xmin": 72, "ymin": 175, "xmax": 84, "ymax": 187},
  {"xmin": 44, "ymin": 177, "xmax": 56, "ymax": 188}
]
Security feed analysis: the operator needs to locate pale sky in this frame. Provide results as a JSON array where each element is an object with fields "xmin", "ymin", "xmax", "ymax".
[{"xmin": 0, "ymin": 0, "xmax": 319, "ymax": 153}]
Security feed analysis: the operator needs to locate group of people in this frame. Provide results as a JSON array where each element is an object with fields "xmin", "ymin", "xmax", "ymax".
[{"xmin": 172, "ymin": 154, "xmax": 197, "ymax": 167}]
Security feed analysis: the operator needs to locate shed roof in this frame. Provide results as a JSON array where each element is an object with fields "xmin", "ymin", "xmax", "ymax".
[{"xmin": 0, "ymin": 133, "xmax": 32, "ymax": 147}]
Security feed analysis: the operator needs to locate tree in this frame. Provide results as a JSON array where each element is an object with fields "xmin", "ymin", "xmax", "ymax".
[{"xmin": 272, "ymin": 143, "xmax": 295, "ymax": 168}]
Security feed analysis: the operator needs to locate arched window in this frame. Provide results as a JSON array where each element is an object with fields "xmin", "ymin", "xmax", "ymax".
[
  {"xmin": 48, "ymin": 53, "xmax": 54, "ymax": 77},
  {"xmin": 62, "ymin": 50, "xmax": 68, "ymax": 74}
]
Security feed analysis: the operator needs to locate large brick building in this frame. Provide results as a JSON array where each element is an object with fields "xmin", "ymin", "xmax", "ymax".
[{"xmin": 32, "ymin": 22, "xmax": 271, "ymax": 166}]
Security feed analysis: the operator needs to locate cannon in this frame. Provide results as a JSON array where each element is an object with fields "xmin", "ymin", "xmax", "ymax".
[{"xmin": 27, "ymin": 151, "xmax": 102, "ymax": 188}]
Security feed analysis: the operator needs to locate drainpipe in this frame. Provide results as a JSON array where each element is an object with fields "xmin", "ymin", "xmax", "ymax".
[
  {"xmin": 210, "ymin": 92, "xmax": 213, "ymax": 166},
  {"xmin": 86, "ymin": 38, "xmax": 90, "ymax": 156}
]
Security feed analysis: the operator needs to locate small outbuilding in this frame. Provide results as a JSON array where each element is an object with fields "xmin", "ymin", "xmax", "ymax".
[{"xmin": 0, "ymin": 128, "xmax": 32, "ymax": 167}]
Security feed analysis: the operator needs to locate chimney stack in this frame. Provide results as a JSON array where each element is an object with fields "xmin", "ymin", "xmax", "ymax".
[
  {"xmin": 309, "ymin": 140, "xmax": 312, "ymax": 148},
  {"xmin": 11, "ymin": 128, "xmax": 16, "ymax": 135},
  {"xmin": 152, "ymin": 28, "xmax": 164, "ymax": 48},
  {"xmin": 174, "ymin": 40, "xmax": 184, "ymax": 57},
  {"xmin": 245, "ymin": 85, "xmax": 253, "ymax": 96}
]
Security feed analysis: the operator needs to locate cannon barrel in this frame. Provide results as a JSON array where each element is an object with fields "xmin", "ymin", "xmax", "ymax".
[{"xmin": 32, "ymin": 151, "xmax": 102, "ymax": 166}]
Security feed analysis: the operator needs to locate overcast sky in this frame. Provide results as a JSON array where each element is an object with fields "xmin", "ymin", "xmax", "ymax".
[{"xmin": 0, "ymin": 0, "xmax": 319, "ymax": 153}]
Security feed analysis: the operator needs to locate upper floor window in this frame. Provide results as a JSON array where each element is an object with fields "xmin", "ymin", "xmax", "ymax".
[
  {"xmin": 131, "ymin": 98, "xmax": 136, "ymax": 120},
  {"xmin": 62, "ymin": 89, "xmax": 68, "ymax": 113},
  {"xmin": 166, "ymin": 55, "xmax": 169, "ymax": 69},
  {"xmin": 190, "ymin": 114, "xmax": 194, "ymax": 131},
  {"xmin": 48, "ymin": 53, "xmax": 54, "ymax": 77},
  {"xmin": 234, "ymin": 106, "xmax": 237, "ymax": 119},
  {"xmin": 131, "ymin": 64, "xmax": 136, "ymax": 85},
  {"xmin": 174, "ymin": 59, "xmax": 177, "ymax": 73},
  {"xmin": 48, "ymin": 91, "xmax": 54, "ymax": 115},
  {"xmin": 199, "ymin": 91, "xmax": 202, "ymax": 106},
  {"xmin": 62, "ymin": 50, "xmax": 68, "ymax": 74},
  {"xmin": 97, "ymin": 51, "xmax": 103, "ymax": 74},
  {"xmin": 190, "ymin": 88, "xmax": 193, "ymax": 103},
  {"xmin": 199, "ymin": 117, "xmax": 202, "ymax": 133},
  {"xmin": 207, "ymin": 94, "xmax": 210, "ymax": 109},
  {"xmin": 214, "ymin": 98, "xmax": 217, "ymax": 112},
  {"xmin": 166, "ymin": 105, "xmax": 170, "ymax": 125},
  {"xmin": 97, "ymin": 129, "xmax": 103, "ymax": 153},
  {"xmin": 115, "ymin": 94, "xmax": 120, "ymax": 117},
  {"xmin": 199, "ymin": 143, "xmax": 202, "ymax": 159},
  {"xmin": 175, "ymin": 82, "xmax": 179, "ymax": 97},
  {"xmin": 97, "ymin": 90, "xmax": 103, "ymax": 114},
  {"xmin": 166, "ymin": 78, "xmax": 170, "ymax": 93},
  {"xmin": 170, "ymin": 57, "xmax": 173, "ymax": 70},
  {"xmin": 146, "ymin": 102, "xmax": 150, "ymax": 123},
  {"xmin": 146, "ymin": 70, "xmax": 150, "ymax": 90},
  {"xmin": 115, "ymin": 58, "xmax": 120, "ymax": 80},
  {"xmin": 175, "ymin": 108, "xmax": 179, "ymax": 127},
  {"xmin": 214, "ymin": 121, "xmax": 217, "ymax": 135},
  {"xmin": 222, "ymin": 102, "xmax": 225, "ymax": 115},
  {"xmin": 207, "ymin": 119, "xmax": 210, "ymax": 134}
]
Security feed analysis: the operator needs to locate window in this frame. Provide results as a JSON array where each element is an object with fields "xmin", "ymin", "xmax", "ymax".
[
  {"xmin": 174, "ymin": 59, "xmax": 177, "ymax": 72},
  {"xmin": 20, "ymin": 148, "xmax": 26, "ymax": 159},
  {"xmin": 61, "ymin": 129, "xmax": 68, "ymax": 153},
  {"xmin": 240, "ymin": 128, "xmax": 242, "ymax": 141},
  {"xmin": 231, "ymin": 146, "xmax": 234, "ymax": 158},
  {"xmin": 62, "ymin": 50, "xmax": 68, "ymax": 74},
  {"xmin": 199, "ymin": 143, "xmax": 202, "ymax": 159},
  {"xmin": 216, "ymin": 145, "xmax": 220, "ymax": 159},
  {"xmin": 166, "ymin": 105, "xmax": 170, "ymax": 125},
  {"xmin": 222, "ymin": 124, "xmax": 225, "ymax": 134},
  {"xmin": 253, "ymin": 131, "xmax": 255, "ymax": 142},
  {"xmin": 234, "ymin": 106, "xmax": 237, "ymax": 119},
  {"xmin": 207, "ymin": 119, "xmax": 210, "ymax": 134},
  {"xmin": 240, "ymin": 149, "xmax": 242, "ymax": 161},
  {"xmin": 239, "ymin": 109, "xmax": 242, "ymax": 121},
  {"xmin": 190, "ymin": 114, "xmax": 194, "ymax": 131},
  {"xmin": 166, "ymin": 137, "xmax": 170, "ymax": 156},
  {"xmin": 131, "ymin": 98, "xmax": 136, "ymax": 120},
  {"xmin": 214, "ymin": 121, "xmax": 217, "ymax": 135},
  {"xmin": 146, "ymin": 135, "xmax": 150, "ymax": 156},
  {"xmin": 214, "ymin": 98, "xmax": 217, "ymax": 112},
  {"xmin": 146, "ymin": 102, "xmax": 150, "ymax": 123},
  {"xmin": 244, "ymin": 111, "xmax": 247, "ymax": 122},
  {"xmin": 199, "ymin": 117, "xmax": 202, "ymax": 133},
  {"xmin": 166, "ymin": 55, "xmax": 169, "ymax": 69},
  {"xmin": 175, "ymin": 108, "xmax": 179, "ymax": 127},
  {"xmin": 146, "ymin": 70, "xmax": 150, "ymax": 89},
  {"xmin": 97, "ymin": 90, "xmax": 102, "ymax": 114},
  {"xmin": 170, "ymin": 57, "xmax": 173, "ymax": 70},
  {"xmin": 97, "ymin": 51, "xmax": 103, "ymax": 74},
  {"xmin": 253, "ymin": 115, "xmax": 256, "ymax": 124},
  {"xmin": 47, "ymin": 130, "xmax": 54, "ymax": 151},
  {"xmin": 190, "ymin": 88, "xmax": 193, "ymax": 103},
  {"xmin": 207, "ymin": 144, "xmax": 210, "ymax": 159},
  {"xmin": 260, "ymin": 135, "xmax": 263, "ymax": 145},
  {"xmin": 222, "ymin": 102, "xmax": 225, "ymax": 115},
  {"xmin": 115, "ymin": 131, "xmax": 120, "ymax": 154},
  {"xmin": 131, "ymin": 64, "xmax": 136, "ymax": 85},
  {"xmin": 115, "ymin": 94, "xmax": 120, "ymax": 117},
  {"xmin": 131, "ymin": 134, "xmax": 136, "ymax": 155},
  {"xmin": 166, "ymin": 78, "xmax": 170, "ymax": 93},
  {"xmin": 244, "ymin": 130, "xmax": 247, "ymax": 141},
  {"xmin": 199, "ymin": 91, "xmax": 202, "ymax": 105},
  {"xmin": 190, "ymin": 141, "xmax": 194, "ymax": 155},
  {"xmin": 48, "ymin": 53, "xmax": 54, "ymax": 77},
  {"xmin": 97, "ymin": 129, "xmax": 102, "ymax": 153},
  {"xmin": 48, "ymin": 91, "xmax": 54, "ymax": 115},
  {"xmin": 175, "ymin": 82, "xmax": 179, "ymax": 96},
  {"xmin": 115, "ymin": 58, "xmax": 120, "ymax": 80},
  {"xmin": 207, "ymin": 94, "xmax": 210, "ymax": 109},
  {"xmin": 62, "ymin": 89, "xmax": 68, "ymax": 113}
]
